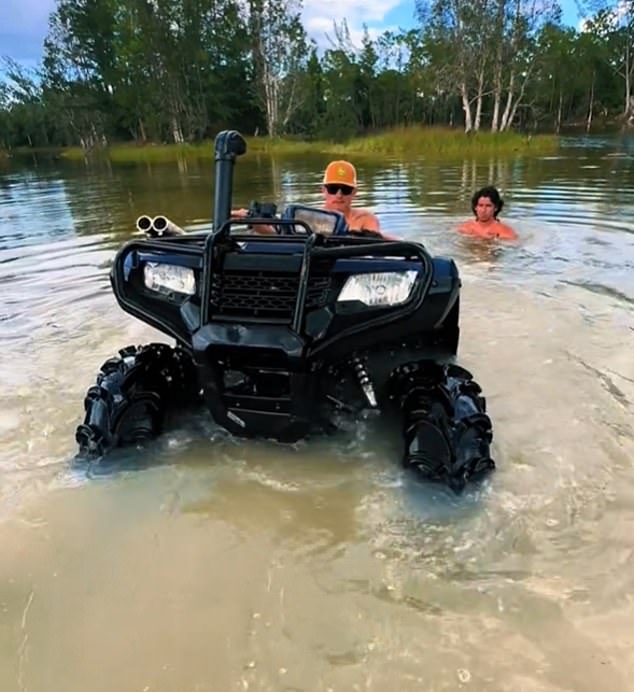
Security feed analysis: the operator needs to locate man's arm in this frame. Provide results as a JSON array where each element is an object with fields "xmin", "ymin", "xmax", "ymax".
[
  {"xmin": 230, "ymin": 208, "xmax": 277, "ymax": 235},
  {"xmin": 457, "ymin": 221, "xmax": 475, "ymax": 235},
  {"xmin": 355, "ymin": 210, "xmax": 381, "ymax": 233},
  {"xmin": 496, "ymin": 222, "xmax": 518, "ymax": 240},
  {"xmin": 348, "ymin": 209, "xmax": 398, "ymax": 239}
]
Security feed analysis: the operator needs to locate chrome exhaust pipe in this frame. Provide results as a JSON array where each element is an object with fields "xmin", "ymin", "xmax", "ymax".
[
  {"xmin": 136, "ymin": 215, "xmax": 153, "ymax": 234},
  {"xmin": 151, "ymin": 215, "xmax": 186, "ymax": 237}
]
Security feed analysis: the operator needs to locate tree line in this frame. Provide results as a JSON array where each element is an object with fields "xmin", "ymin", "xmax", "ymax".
[{"xmin": 1, "ymin": 0, "xmax": 632, "ymax": 150}]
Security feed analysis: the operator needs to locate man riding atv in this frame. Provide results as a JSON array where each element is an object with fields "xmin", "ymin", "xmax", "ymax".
[
  {"xmin": 231, "ymin": 159, "xmax": 398, "ymax": 240},
  {"xmin": 75, "ymin": 130, "xmax": 495, "ymax": 492}
]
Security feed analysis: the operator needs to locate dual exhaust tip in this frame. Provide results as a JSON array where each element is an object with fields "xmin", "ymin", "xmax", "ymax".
[{"xmin": 136, "ymin": 215, "xmax": 186, "ymax": 238}]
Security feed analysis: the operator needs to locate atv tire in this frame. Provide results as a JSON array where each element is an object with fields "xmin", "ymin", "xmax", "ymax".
[
  {"xmin": 391, "ymin": 360, "xmax": 495, "ymax": 491},
  {"xmin": 75, "ymin": 343, "xmax": 198, "ymax": 459}
]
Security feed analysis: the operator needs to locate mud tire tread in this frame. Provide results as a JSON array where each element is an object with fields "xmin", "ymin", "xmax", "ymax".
[{"xmin": 75, "ymin": 343, "xmax": 198, "ymax": 459}]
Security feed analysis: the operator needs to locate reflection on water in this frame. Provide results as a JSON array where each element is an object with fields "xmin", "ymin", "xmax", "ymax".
[{"xmin": 1, "ymin": 138, "xmax": 634, "ymax": 691}]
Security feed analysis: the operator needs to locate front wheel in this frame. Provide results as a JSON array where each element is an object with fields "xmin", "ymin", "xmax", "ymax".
[
  {"xmin": 75, "ymin": 343, "xmax": 198, "ymax": 459},
  {"xmin": 389, "ymin": 360, "xmax": 495, "ymax": 491}
]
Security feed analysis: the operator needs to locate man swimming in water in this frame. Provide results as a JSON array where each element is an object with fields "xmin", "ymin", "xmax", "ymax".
[{"xmin": 458, "ymin": 186, "xmax": 518, "ymax": 240}]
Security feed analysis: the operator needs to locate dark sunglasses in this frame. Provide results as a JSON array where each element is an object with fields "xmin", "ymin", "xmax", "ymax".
[{"xmin": 325, "ymin": 183, "xmax": 354, "ymax": 195}]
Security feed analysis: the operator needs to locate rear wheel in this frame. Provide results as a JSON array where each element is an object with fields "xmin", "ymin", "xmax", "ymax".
[{"xmin": 75, "ymin": 343, "xmax": 198, "ymax": 459}]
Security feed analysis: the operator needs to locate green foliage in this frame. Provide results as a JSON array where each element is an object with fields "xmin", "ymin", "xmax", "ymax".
[{"xmin": 0, "ymin": 0, "xmax": 630, "ymax": 149}]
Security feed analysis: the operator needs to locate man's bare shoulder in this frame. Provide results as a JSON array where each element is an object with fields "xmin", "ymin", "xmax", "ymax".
[
  {"xmin": 458, "ymin": 220, "xmax": 476, "ymax": 233},
  {"xmin": 458, "ymin": 219, "xmax": 517, "ymax": 240},
  {"xmin": 458, "ymin": 220, "xmax": 491, "ymax": 237},
  {"xmin": 349, "ymin": 208, "xmax": 380, "ymax": 232},
  {"xmin": 495, "ymin": 221, "xmax": 518, "ymax": 240}
]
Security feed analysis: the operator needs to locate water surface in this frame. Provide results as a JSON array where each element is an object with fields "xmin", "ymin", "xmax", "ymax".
[{"xmin": 1, "ymin": 136, "xmax": 633, "ymax": 691}]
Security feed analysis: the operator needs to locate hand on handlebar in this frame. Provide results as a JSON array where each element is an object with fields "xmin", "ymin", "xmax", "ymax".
[
  {"xmin": 348, "ymin": 228, "xmax": 399, "ymax": 241},
  {"xmin": 230, "ymin": 208, "xmax": 277, "ymax": 235},
  {"xmin": 230, "ymin": 208, "xmax": 250, "ymax": 219}
]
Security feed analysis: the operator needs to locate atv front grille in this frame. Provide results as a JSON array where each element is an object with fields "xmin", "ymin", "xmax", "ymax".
[{"xmin": 210, "ymin": 270, "xmax": 332, "ymax": 321}]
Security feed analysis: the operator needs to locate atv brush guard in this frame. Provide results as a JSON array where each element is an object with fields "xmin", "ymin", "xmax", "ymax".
[{"xmin": 75, "ymin": 130, "xmax": 495, "ymax": 491}]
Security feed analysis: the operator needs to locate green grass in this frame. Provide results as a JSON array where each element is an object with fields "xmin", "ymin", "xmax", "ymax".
[
  {"xmin": 337, "ymin": 126, "xmax": 559, "ymax": 157},
  {"xmin": 57, "ymin": 125, "xmax": 558, "ymax": 163}
]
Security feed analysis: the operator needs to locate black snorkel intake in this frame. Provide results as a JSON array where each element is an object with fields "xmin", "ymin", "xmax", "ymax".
[{"xmin": 213, "ymin": 130, "xmax": 247, "ymax": 232}]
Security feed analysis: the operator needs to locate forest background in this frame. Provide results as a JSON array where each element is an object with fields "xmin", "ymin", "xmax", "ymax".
[{"xmin": 0, "ymin": 0, "xmax": 633, "ymax": 151}]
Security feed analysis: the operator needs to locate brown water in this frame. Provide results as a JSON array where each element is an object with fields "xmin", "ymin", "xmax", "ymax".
[{"xmin": 1, "ymin": 136, "xmax": 634, "ymax": 691}]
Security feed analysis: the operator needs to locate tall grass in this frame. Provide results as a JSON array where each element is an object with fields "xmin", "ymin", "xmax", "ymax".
[
  {"xmin": 59, "ymin": 125, "xmax": 558, "ymax": 163},
  {"xmin": 337, "ymin": 126, "xmax": 558, "ymax": 157}
]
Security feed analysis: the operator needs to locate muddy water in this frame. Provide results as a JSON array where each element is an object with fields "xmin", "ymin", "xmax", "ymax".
[{"xmin": 1, "ymin": 137, "xmax": 633, "ymax": 691}]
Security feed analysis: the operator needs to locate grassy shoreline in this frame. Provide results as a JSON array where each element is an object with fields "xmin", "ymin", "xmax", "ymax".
[{"xmin": 9, "ymin": 126, "xmax": 560, "ymax": 163}]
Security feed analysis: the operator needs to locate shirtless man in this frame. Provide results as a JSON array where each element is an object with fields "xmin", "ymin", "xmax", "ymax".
[
  {"xmin": 232, "ymin": 160, "xmax": 395, "ymax": 239},
  {"xmin": 458, "ymin": 186, "xmax": 518, "ymax": 240},
  {"xmin": 320, "ymin": 160, "xmax": 382, "ymax": 234}
]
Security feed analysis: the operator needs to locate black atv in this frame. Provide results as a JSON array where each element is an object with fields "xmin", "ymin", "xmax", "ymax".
[{"xmin": 75, "ymin": 130, "xmax": 495, "ymax": 491}]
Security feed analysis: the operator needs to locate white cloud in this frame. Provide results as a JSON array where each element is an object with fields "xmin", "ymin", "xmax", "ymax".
[
  {"xmin": 346, "ymin": 24, "xmax": 398, "ymax": 48},
  {"xmin": 0, "ymin": 0, "xmax": 405, "ymax": 66},
  {"xmin": 577, "ymin": 0, "xmax": 633, "ymax": 32},
  {"xmin": 302, "ymin": 0, "xmax": 403, "ymax": 49}
]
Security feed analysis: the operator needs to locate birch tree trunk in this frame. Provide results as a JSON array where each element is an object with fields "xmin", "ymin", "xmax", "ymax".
[
  {"xmin": 461, "ymin": 82, "xmax": 473, "ymax": 132},
  {"xmin": 586, "ymin": 71, "xmax": 595, "ymax": 132},
  {"xmin": 171, "ymin": 113, "xmax": 184, "ymax": 143},
  {"xmin": 473, "ymin": 68, "xmax": 485, "ymax": 131},
  {"xmin": 248, "ymin": 0, "xmax": 308, "ymax": 137},
  {"xmin": 499, "ymin": 70, "xmax": 516, "ymax": 130},
  {"xmin": 491, "ymin": 65, "xmax": 503, "ymax": 132},
  {"xmin": 490, "ymin": 0, "xmax": 507, "ymax": 132},
  {"xmin": 555, "ymin": 91, "xmax": 563, "ymax": 133},
  {"xmin": 624, "ymin": 29, "xmax": 632, "ymax": 115}
]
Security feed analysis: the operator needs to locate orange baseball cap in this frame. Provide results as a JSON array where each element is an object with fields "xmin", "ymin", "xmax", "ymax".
[{"xmin": 323, "ymin": 160, "xmax": 357, "ymax": 188}]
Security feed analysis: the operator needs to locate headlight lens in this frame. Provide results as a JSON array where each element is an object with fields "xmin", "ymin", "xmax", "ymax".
[
  {"xmin": 143, "ymin": 262, "xmax": 196, "ymax": 296},
  {"xmin": 337, "ymin": 270, "xmax": 418, "ymax": 307}
]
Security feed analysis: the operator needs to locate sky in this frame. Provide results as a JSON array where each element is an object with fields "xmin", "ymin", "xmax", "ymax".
[{"xmin": 0, "ymin": 0, "xmax": 584, "ymax": 72}]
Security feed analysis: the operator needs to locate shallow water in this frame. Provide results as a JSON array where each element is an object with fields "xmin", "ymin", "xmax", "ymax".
[{"xmin": 1, "ymin": 136, "xmax": 633, "ymax": 691}]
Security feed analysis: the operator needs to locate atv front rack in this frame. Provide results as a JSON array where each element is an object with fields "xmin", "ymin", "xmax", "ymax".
[
  {"xmin": 110, "ymin": 230, "xmax": 440, "ymax": 359},
  {"xmin": 200, "ymin": 220, "xmax": 435, "ymax": 337}
]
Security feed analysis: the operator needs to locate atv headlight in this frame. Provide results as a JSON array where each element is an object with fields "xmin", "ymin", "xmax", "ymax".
[
  {"xmin": 337, "ymin": 270, "xmax": 418, "ymax": 307},
  {"xmin": 143, "ymin": 262, "xmax": 196, "ymax": 296}
]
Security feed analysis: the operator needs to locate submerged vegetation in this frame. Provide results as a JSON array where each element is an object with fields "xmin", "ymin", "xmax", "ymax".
[{"xmin": 0, "ymin": 0, "xmax": 631, "ymax": 152}]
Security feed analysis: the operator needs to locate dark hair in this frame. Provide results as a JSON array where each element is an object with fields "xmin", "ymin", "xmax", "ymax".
[{"xmin": 471, "ymin": 186, "xmax": 504, "ymax": 218}]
